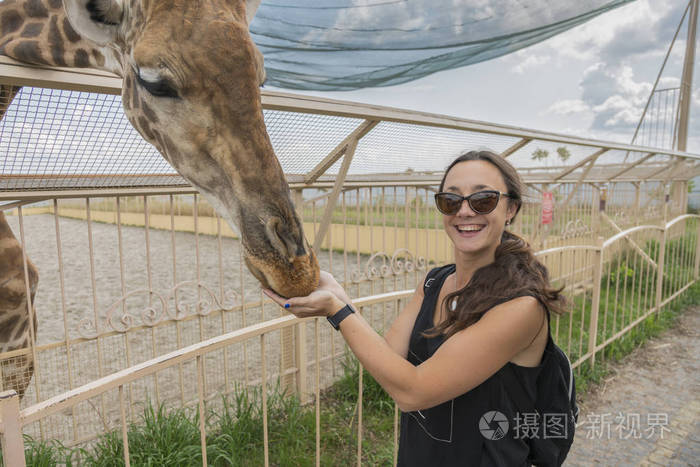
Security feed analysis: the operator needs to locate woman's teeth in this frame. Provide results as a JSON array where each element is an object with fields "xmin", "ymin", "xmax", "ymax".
[{"xmin": 457, "ymin": 225, "xmax": 484, "ymax": 232}]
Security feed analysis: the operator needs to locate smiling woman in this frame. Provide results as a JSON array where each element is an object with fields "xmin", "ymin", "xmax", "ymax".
[{"xmin": 265, "ymin": 150, "xmax": 570, "ymax": 466}]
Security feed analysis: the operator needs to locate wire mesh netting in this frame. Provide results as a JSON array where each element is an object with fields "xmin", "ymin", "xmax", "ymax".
[
  {"xmin": 252, "ymin": 0, "xmax": 636, "ymax": 91},
  {"xmin": 4, "ymin": 85, "xmax": 692, "ymax": 192},
  {"xmin": 0, "ymin": 87, "xmax": 179, "ymax": 190}
]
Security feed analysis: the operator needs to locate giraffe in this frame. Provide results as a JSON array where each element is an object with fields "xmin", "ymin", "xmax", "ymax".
[
  {"xmin": 0, "ymin": 82, "xmax": 39, "ymax": 400},
  {"xmin": 0, "ymin": 210, "xmax": 39, "ymax": 400},
  {"xmin": 0, "ymin": 0, "xmax": 320, "ymax": 300}
]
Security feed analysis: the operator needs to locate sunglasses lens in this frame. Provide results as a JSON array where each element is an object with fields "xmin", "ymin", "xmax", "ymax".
[
  {"xmin": 469, "ymin": 192, "xmax": 499, "ymax": 213},
  {"xmin": 436, "ymin": 193, "xmax": 462, "ymax": 214}
]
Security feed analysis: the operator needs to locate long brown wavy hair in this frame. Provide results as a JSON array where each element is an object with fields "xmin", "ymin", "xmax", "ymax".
[{"xmin": 425, "ymin": 150, "xmax": 567, "ymax": 339}]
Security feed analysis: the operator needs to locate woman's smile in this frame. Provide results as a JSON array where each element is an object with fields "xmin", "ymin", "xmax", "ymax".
[{"xmin": 454, "ymin": 222, "xmax": 486, "ymax": 237}]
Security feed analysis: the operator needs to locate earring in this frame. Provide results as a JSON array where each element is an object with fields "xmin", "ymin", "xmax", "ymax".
[{"xmin": 505, "ymin": 219, "xmax": 511, "ymax": 226}]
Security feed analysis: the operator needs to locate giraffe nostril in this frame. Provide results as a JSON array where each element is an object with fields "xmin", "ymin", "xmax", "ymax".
[{"xmin": 265, "ymin": 217, "xmax": 305, "ymax": 263}]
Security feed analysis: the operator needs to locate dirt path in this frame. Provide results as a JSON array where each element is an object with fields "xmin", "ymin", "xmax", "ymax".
[{"xmin": 566, "ymin": 305, "xmax": 700, "ymax": 466}]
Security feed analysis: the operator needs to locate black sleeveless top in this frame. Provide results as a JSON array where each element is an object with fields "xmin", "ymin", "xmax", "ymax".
[{"xmin": 397, "ymin": 264, "xmax": 549, "ymax": 466}]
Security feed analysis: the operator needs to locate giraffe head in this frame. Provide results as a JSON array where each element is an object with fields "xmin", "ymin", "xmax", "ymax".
[{"xmin": 56, "ymin": 0, "xmax": 320, "ymax": 297}]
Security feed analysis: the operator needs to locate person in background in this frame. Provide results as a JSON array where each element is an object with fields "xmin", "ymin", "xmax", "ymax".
[{"xmin": 265, "ymin": 150, "xmax": 567, "ymax": 466}]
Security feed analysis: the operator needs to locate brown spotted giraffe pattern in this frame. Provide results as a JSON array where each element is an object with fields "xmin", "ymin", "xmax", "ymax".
[
  {"xmin": 0, "ymin": 0, "xmax": 320, "ymax": 299},
  {"xmin": 0, "ymin": 211, "xmax": 39, "ymax": 400},
  {"xmin": 0, "ymin": 83, "xmax": 39, "ymax": 400}
]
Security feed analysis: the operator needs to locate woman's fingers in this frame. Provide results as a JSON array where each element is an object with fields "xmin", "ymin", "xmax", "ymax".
[
  {"xmin": 263, "ymin": 288, "xmax": 334, "ymax": 316},
  {"xmin": 262, "ymin": 289, "xmax": 289, "ymax": 308}
]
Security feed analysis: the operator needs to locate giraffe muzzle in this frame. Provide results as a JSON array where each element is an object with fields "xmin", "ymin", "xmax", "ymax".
[
  {"xmin": 236, "ymin": 206, "xmax": 319, "ymax": 298},
  {"xmin": 264, "ymin": 216, "xmax": 306, "ymax": 263}
]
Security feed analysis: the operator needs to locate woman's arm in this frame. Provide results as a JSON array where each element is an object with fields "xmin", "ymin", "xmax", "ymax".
[
  {"xmin": 264, "ymin": 273, "xmax": 545, "ymax": 412},
  {"xmin": 383, "ymin": 277, "xmax": 424, "ymax": 358}
]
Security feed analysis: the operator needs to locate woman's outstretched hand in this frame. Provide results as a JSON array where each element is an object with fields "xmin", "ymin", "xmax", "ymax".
[{"xmin": 263, "ymin": 271, "xmax": 351, "ymax": 318}]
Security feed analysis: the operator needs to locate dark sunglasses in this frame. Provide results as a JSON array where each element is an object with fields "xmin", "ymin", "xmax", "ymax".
[{"xmin": 434, "ymin": 190, "xmax": 514, "ymax": 215}]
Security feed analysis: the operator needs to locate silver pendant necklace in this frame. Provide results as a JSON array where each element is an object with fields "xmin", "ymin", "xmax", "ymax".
[{"xmin": 450, "ymin": 274, "xmax": 458, "ymax": 311}]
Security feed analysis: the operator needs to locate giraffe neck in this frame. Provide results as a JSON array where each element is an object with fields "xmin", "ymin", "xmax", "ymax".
[
  {"xmin": 0, "ymin": 211, "xmax": 38, "ymax": 346},
  {"xmin": 0, "ymin": 211, "xmax": 38, "ymax": 400},
  {"xmin": 0, "ymin": 0, "xmax": 121, "ymax": 74}
]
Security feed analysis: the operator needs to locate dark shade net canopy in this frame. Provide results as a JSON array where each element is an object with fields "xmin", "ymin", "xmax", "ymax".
[{"xmin": 251, "ymin": 0, "xmax": 635, "ymax": 91}]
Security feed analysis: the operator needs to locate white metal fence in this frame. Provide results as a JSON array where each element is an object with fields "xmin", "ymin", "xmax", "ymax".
[{"xmin": 0, "ymin": 213, "xmax": 697, "ymax": 466}]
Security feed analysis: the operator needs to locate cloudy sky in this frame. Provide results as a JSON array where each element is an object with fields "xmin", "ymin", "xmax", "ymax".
[{"xmin": 271, "ymin": 0, "xmax": 700, "ymax": 155}]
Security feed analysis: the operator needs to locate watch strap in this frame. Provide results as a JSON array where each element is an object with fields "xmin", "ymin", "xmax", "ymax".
[{"xmin": 327, "ymin": 304, "xmax": 355, "ymax": 330}]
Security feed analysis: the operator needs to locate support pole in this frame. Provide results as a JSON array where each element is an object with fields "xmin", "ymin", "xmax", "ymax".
[
  {"xmin": 588, "ymin": 249, "xmax": 603, "ymax": 369},
  {"xmin": 655, "ymin": 229, "xmax": 667, "ymax": 317},
  {"xmin": 559, "ymin": 158, "xmax": 597, "ymax": 208},
  {"xmin": 606, "ymin": 153, "xmax": 657, "ymax": 181},
  {"xmin": 290, "ymin": 188, "xmax": 307, "ymax": 400},
  {"xmin": 600, "ymin": 212, "xmax": 658, "ymax": 271},
  {"xmin": 694, "ymin": 219, "xmax": 700, "ymax": 280},
  {"xmin": 313, "ymin": 139, "xmax": 359, "ymax": 253},
  {"xmin": 500, "ymin": 138, "xmax": 531, "ymax": 158},
  {"xmin": 677, "ymin": 0, "xmax": 699, "ymax": 151},
  {"xmin": 551, "ymin": 148, "xmax": 608, "ymax": 182},
  {"xmin": 591, "ymin": 184, "xmax": 602, "ymax": 243},
  {"xmin": 304, "ymin": 119, "xmax": 378, "ymax": 184},
  {"xmin": 633, "ymin": 182, "xmax": 641, "ymax": 225},
  {"xmin": 0, "ymin": 390, "xmax": 25, "ymax": 467}
]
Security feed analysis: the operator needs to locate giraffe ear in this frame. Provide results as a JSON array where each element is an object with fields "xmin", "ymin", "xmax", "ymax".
[
  {"xmin": 245, "ymin": 0, "xmax": 261, "ymax": 26},
  {"xmin": 63, "ymin": 0, "xmax": 124, "ymax": 46}
]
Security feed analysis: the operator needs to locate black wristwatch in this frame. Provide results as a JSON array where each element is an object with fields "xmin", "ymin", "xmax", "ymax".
[{"xmin": 327, "ymin": 304, "xmax": 355, "ymax": 330}]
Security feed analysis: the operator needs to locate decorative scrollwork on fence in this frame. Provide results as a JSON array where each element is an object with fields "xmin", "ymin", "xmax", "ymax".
[
  {"xmin": 77, "ymin": 318, "xmax": 99, "ymax": 340},
  {"xmin": 78, "ymin": 282, "xmax": 240, "ymax": 337},
  {"xmin": 561, "ymin": 219, "xmax": 593, "ymax": 240},
  {"xmin": 169, "ymin": 281, "xmax": 238, "ymax": 320},
  {"xmin": 351, "ymin": 248, "xmax": 431, "ymax": 283}
]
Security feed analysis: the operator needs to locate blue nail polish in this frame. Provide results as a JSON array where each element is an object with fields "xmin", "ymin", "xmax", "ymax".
[{"xmin": 284, "ymin": 303, "xmax": 290, "ymax": 309}]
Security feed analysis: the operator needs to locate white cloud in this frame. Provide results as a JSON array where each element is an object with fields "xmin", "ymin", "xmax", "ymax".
[
  {"xmin": 547, "ymin": 99, "xmax": 590, "ymax": 115},
  {"xmin": 593, "ymin": 95, "xmax": 642, "ymax": 127},
  {"xmin": 545, "ymin": 0, "xmax": 678, "ymax": 63},
  {"xmin": 579, "ymin": 65, "xmax": 651, "ymax": 131},
  {"xmin": 511, "ymin": 54, "xmax": 551, "ymax": 74}
]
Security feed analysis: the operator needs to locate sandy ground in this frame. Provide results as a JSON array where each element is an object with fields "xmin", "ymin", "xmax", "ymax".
[{"xmin": 3, "ymin": 213, "xmax": 422, "ymax": 445}]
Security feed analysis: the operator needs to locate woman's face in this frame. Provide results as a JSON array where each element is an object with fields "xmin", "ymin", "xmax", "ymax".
[{"xmin": 440, "ymin": 160, "xmax": 516, "ymax": 258}]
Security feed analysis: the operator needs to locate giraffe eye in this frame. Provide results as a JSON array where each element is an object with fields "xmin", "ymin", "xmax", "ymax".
[{"xmin": 134, "ymin": 69, "xmax": 179, "ymax": 99}]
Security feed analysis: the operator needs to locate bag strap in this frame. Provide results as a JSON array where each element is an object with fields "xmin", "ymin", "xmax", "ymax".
[{"xmin": 423, "ymin": 265, "xmax": 454, "ymax": 296}]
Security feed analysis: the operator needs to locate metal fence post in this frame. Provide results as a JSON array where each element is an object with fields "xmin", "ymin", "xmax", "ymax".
[
  {"xmin": 0, "ymin": 390, "xmax": 25, "ymax": 467},
  {"xmin": 295, "ymin": 322, "xmax": 308, "ymax": 403},
  {"xmin": 655, "ymin": 228, "xmax": 667, "ymax": 317},
  {"xmin": 694, "ymin": 219, "xmax": 700, "ymax": 280},
  {"xmin": 290, "ymin": 187, "xmax": 309, "ymax": 402},
  {"xmin": 587, "ymin": 248, "xmax": 603, "ymax": 369},
  {"xmin": 591, "ymin": 184, "xmax": 601, "ymax": 242},
  {"xmin": 634, "ymin": 182, "xmax": 641, "ymax": 225}
]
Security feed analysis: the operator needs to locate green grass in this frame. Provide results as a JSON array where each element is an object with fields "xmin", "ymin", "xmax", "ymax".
[
  {"xmin": 552, "ymin": 229, "xmax": 699, "ymax": 396},
  {"xmin": 6, "ymin": 370, "xmax": 396, "ymax": 466}
]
